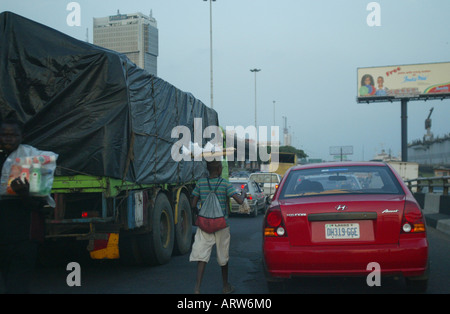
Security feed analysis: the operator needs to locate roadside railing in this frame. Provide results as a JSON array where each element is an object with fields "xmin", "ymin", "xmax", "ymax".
[{"xmin": 405, "ymin": 176, "xmax": 450, "ymax": 195}]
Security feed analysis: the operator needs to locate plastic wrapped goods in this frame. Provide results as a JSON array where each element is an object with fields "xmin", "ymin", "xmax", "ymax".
[{"xmin": 0, "ymin": 144, "xmax": 58, "ymax": 197}]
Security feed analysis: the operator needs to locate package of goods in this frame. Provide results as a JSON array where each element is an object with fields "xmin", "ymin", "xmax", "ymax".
[
  {"xmin": 0, "ymin": 144, "xmax": 58, "ymax": 196},
  {"xmin": 0, "ymin": 12, "xmax": 218, "ymax": 185},
  {"xmin": 237, "ymin": 199, "xmax": 251, "ymax": 214}
]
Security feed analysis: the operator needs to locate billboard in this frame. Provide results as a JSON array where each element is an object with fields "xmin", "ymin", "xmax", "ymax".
[{"xmin": 357, "ymin": 62, "xmax": 450, "ymax": 102}]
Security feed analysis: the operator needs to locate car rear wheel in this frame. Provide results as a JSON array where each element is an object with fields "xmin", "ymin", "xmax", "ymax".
[
  {"xmin": 266, "ymin": 280, "xmax": 285, "ymax": 293},
  {"xmin": 405, "ymin": 264, "xmax": 429, "ymax": 293},
  {"xmin": 405, "ymin": 277, "xmax": 428, "ymax": 292}
]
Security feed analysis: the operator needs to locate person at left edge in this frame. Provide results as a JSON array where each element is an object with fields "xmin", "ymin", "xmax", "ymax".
[{"xmin": 0, "ymin": 119, "xmax": 47, "ymax": 294}]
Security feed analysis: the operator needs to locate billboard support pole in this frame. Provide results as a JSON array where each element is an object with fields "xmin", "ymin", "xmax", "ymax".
[{"xmin": 401, "ymin": 98, "xmax": 408, "ymax": 162}]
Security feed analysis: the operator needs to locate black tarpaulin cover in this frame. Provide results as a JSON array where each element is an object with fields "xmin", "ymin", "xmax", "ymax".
[{"xmin": 0, "ymin": 12, "xmax": 218, "ymax": 184}]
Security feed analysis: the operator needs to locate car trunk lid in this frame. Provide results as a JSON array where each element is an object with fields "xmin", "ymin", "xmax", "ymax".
[{"xmin": 281, "ymin": 194, "xmax": 405, "ymax": 246}]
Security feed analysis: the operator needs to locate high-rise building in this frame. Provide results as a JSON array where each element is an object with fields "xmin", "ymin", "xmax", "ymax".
[{"xmin": 93, "ymin": 11, "xmax": 158, "ymax": 76}]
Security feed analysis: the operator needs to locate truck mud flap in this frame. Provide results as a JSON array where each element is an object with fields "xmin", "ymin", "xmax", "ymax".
[{"xmin": 89, "ymin": 233, "xmax": 120, "ymax": 260}]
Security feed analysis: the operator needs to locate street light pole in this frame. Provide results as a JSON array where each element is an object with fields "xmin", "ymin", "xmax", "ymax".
[
  {"xmin": 250, "ymin": 68, "xmax": 261, "ymax": 129},
  {"xmin": 203, "ymin": 0, "xmax": 216, "ymax": 109},
  {"xmin": 273, "ymin": 100, "xmax": 276, "ymax": 126}
]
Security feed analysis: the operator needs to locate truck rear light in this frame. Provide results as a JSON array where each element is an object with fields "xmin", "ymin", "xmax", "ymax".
[
  {"xmin": 81, "ymin": 211, "xmax": 99, "ymax": 218},
  {"xmin": 264, "ymin": 206, "xmax": 286, "ymax": 237},
  {"xmin": 401, "ymin": 201, "xmax": 426, "ymax": 233}
]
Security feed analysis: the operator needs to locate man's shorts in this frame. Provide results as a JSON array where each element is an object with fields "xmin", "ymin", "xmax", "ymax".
[{"xmin": 189, "ymin": 226, "xmax": 230, "ymax": 266}]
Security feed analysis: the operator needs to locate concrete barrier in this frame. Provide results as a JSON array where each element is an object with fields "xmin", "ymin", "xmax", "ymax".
[
  {"xmin": 414, "ymin": 193, "xmax": 450, "ymax": 213},
  {"xmin": 424, "ymin": 194, "xmax": 442, "ymax": 213},
  {"xmin": 414, "ymin": 193, "xmax": 450, "ymax": 236}
]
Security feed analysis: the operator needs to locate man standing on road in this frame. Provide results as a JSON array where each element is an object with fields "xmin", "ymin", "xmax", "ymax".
[
  {"xmin": 190, "ymin": 160, "xmax": 246, "ymax": 294},
  {"xmin": 0, "ymin": 119, "xmax": 47, "ymax": 293}
]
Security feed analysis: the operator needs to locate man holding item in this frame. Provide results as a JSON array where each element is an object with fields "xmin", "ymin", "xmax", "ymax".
[
  {"xmin": 190, "ymin": 160, "xmax": 246, "ymax": 294},
  {"xmin": 0, "ymin": 119, "xmax": 47, "ymax": 293}
]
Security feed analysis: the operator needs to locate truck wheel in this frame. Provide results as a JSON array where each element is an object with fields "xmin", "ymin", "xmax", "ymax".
[
  {"xmin": 138, "ymin": 193, "xmax": 174, "ymax": 265},
  {"xmin": 174, "ymin": 193, "xmax": 192, "ymax": 255}
]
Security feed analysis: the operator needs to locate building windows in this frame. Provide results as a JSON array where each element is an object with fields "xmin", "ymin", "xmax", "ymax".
[{"xmin": 93, "ymin": 12, "xmax": 158, "ymax": 76}]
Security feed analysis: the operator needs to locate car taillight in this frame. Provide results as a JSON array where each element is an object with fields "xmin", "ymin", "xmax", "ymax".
[
  {"xmin": 264, "ymin": 206, "xmax": 286, "ymax": 237},
  {"xmin": 401, "ymin": 201, "xmax": 426, "ymax": 233},
  {"xmin": 246, "ymin": 194, "xmax": 253, "ymax": 200}
]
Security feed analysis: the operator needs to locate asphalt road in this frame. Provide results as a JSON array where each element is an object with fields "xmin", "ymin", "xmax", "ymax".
[{"xmin": 2, "ymin": 214, "xmax": 449, "ymax": 294}]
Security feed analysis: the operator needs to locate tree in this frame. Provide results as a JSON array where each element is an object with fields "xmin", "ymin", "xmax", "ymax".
[
  {"xmin": 261, "ymin": 145, "xmax": 308, "ymax": 162},
  {"xmin": 279, "ymin": 145, "xmax": 308, "ymax": 159}
]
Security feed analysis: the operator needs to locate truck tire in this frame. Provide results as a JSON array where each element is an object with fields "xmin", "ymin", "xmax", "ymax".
[
  {"xmin": 138, "ymin": 193, "xmax": 174, "ymax": 265},
  {"xmin": 174, "ymin": 192, "xmax": 192, "ymax": 255}
]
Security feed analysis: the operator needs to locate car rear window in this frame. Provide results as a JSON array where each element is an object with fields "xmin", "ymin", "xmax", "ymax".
[
  {"xmin": 279, "ymin": 165, "xmax": 404, "ymax": 199},
  {"xmin": 232, "ymin": 182, "xmax": 248, "ymax": 193}
]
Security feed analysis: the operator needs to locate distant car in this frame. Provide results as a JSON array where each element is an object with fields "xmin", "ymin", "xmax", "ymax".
[
  {"xmin": 249, "ymin": 172, "xmax": 281, "ymax": 201},
  {"xmin": 230, "ymin": 171, "xmax": 251, "ymax": 178},
  {"xmin": 230, "ymin": 179, "xmax": 266, "ymax": 217},
  {"xmin": 263, "ymin": 162, "xmax": 429, "ymax": 291}
]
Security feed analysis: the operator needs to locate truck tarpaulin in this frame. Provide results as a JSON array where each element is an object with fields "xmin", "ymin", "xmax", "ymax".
[{"xmin": 0, "ymin": 12, "xmax": 218, "ymax": 184}]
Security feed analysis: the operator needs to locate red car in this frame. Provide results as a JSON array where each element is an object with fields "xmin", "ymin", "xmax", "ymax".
[{"xmin": 263, "ymin": 162, "xmax": 429, "ymax": 291}]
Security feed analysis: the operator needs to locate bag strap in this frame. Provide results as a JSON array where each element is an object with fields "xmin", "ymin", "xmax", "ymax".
[{"xmin": 207, "ymin": 177, "xmax": 223, "ymax": 193}]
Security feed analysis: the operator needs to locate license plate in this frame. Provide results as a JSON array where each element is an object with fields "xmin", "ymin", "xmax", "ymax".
[{"xmin": 325, "ymin": 223, "xmax": 360, "ymax": 239}]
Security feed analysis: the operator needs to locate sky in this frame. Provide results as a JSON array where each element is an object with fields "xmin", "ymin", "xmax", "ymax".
[{"xmin": 2, "ymin": 0, "xmax": 450, "ymax": 161}]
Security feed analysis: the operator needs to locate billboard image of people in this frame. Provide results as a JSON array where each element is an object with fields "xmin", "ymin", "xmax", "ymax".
[{"xmin": 357, "ymin": 62, "xmax": 450, "ymax": 101}]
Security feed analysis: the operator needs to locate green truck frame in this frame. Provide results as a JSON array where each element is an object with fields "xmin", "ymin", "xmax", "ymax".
[
  {"xmin": 46, "ymin": 174, "xmax": 194, "ymax": 265},
  {"xmin": 44, "ymin": 160, "xmax": 230, "ymax": 266}
]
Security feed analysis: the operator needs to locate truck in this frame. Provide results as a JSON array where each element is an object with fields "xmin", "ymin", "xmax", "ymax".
[
  {"xmin": 386, "ymin": 161, "xmax": 419, "ymax": 183},
  {"xmin": 0, "ymin": 12, "xmax": 219, "ymax": 265},
  {"xmin": 268, "ymin": 152, "xmax": 298, "ymax": 177}
]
